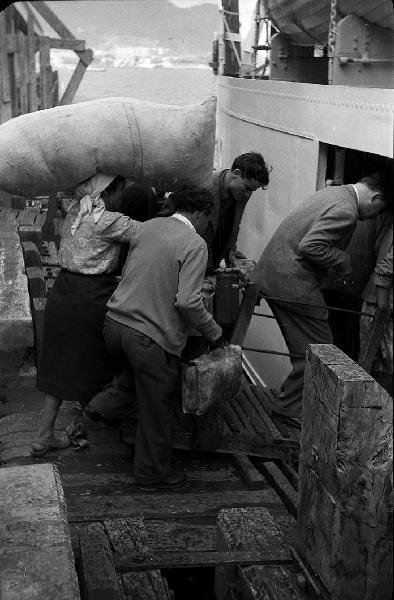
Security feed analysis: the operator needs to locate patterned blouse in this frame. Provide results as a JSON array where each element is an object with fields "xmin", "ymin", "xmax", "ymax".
[{"xmin": 58, "ymin": 202, "xmax": 140, "ymax": 274}]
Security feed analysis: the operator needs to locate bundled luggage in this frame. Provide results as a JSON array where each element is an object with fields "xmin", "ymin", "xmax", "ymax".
[
  {"xmin": 0, "ymin": 96, "xmax": 216, "ymax": 197},
  {"xmin": 182, "ymin": 345, "xmax": 242, "ymax": 416}
]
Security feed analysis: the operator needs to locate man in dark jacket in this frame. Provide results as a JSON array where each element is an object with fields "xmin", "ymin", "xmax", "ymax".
[
  {"xmin": 252, "ymin": 173, "xmax": 390, "ymax": 423},
  {"xmin": 159, "ymin": 152, "xmax": 270, "ymax": 272},
  {"xmin": 206, "ymin": 151, "xmax": 270, "ymax": 272}
]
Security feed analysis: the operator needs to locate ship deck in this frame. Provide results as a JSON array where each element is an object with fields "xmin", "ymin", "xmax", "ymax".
[{"xmin": 0, "ymin": 375, "xmax": 302, "ymax": 598}]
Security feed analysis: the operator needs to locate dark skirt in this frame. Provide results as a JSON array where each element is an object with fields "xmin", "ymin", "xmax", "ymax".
[{"xmin": 37, "ymin": 269, "xmax": 118, "ymax": 404}]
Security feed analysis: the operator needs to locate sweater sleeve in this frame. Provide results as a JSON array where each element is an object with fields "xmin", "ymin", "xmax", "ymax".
[
  {"xmin": 175, "ymin": 243, "xmax": 222, "ymax": 342},
  {"xmin": 298, "ymin": 209, "xmax": 356, "ymax": 271}
]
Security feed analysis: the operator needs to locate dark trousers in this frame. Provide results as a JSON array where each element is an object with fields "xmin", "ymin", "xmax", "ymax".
[
  {"xmin": 268, "ymin": 301, "xmax": 333, "ymax": 417},
  {"xmin": 95, "ymin": 317, "xmax": 179, "ymax": 484}
]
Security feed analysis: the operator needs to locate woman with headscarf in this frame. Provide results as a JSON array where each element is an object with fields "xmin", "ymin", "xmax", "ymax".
[{"xmin": 31, "ymin": 173, "xmax": 140, "ymax": 456}]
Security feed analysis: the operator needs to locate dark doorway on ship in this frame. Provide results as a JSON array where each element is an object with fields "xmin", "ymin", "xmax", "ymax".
[{"xmin": 321, "ymin": 146, "xmax": 393, "ymax": 362}]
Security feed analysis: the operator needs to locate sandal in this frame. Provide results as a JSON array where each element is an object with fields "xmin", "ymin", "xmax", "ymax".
[{"xmin": 31, "ymin": 436, "xmax": 71, "ymax": 458}]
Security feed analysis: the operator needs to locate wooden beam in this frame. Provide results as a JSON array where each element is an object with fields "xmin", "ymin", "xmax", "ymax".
[
  {"xmin": 18, "ymin": 31, "xmax": 29, "ymax": 114},
  {"xmin": 79, "ymin": 523, "xmax": 120, "ymax": 600},
  {"xmin": 215, "ymin": 507, "xmax": 302, "ymax": 600},
  {"xmin": 48, "ymin": 37, "xmax": 85, "ymax": 51},
  {"xmin": 58, "ymin": 52, "xmax": 93, "ymax": 105},
  {"xmin": 0, "ymin": 12, "xmax": 12, "ymax": 123},
  {"xmin": 30, "ymin": 1, "xmax": 92, "ymax": 66},
  {"xmin": 39, "ymin": 36, "xmax": 51, "ymax": 109},
  {"xmin": 26, "ymin": 5, "xmax": 38, "ymax": 112},
  {"xmin": 231, "ymin": 283, "xmax": 260, "ymax": 346},
  {"xmin": 28, "ymin": 1, "xmax": 78, "ymax": 42},
  {"xmin": 299, "ymin": 344, "xmax": 393, "ymax": 600},
  {"xmin": 29, "ymin": 1, "xmax": 93, "ymax": 105},
  {"xmin": 358, "ymin": 306, "xmax": 392, "ymax": 372},
  {"xmin": 115, "ymin": 550, "xmax": 293, "ymax": 572}
]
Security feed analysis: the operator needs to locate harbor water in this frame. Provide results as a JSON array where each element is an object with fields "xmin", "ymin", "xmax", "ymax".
[{"xmin": 59, "ymin": 65, "xmax": 217, "ymax": 105}]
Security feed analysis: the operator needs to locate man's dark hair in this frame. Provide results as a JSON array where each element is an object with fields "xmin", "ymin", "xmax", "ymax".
[
  {"xmin": 231, "ymin": 152, "xmax": 270, "ymax": 189},
  {"xmin": 360, "ymin": 171, "xmax": 392, "ymax": 202},
  {"xmin": 170, "ymin": 186, "xmax": 214, "ymax": 215}
]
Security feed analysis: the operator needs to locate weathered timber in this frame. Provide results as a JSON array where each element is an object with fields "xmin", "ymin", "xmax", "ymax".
[
  {"xmin": 26, "ymin": 5, "xmax": 38, "ymax": 112},
  {"xmin": 66, "ymin": 488, "xmax": 282, "ymax": 522},
  {"xmin": 255, "ymin": 459, "xmax": 298, "ymax": 518},
  {"xmin": 48, "ymin": 37, "xmax": 86, "ymax": 51},
  {"xmin": 26, "ymin": 265, "xmax": 46, "ymax": 298},
  {"xmin": 18, "ymin": 224, "xmax": 42, "ymax": 245},
  {"xmin": 358, "ymin": 305, "xmax": 392, "ymax": 372},
  {"xmin": 0, "ymin": 463, "xmax": 79, "ymax": 600},
  {"xmin": 231, "ymin": 282, "xmax": 260, "ymax": 346},
  {"xmin": 114, "ymin": 549, "xmax": 293, "ymax": 572},
  {"xmin": 79, "ymin": 523, "xmax": 121, "ymax": 600},
  {"xmin": 21, "ymin": 241, "xmax": 42, "ymax": 267},
  {"xmin": 215, "ymin": 507, "xmax": 304, "ymax": 600},
  {"xmin": 274, "ymin": 458, "xmax": 299, "ymax": 491},
  {"xmin": 0, "ymin": 12, "xmax": 12, "ymax": 122},
  {"xmin": 32, "ymin": 297, "xmax": 46, "ymax": 369},
  {"xmin": 41, "ymin": 240, "xmax": 59, "ymax": 266},
  {"xmin": 103, "ymin": 518, "xmax": 172, "ymax": 599},
  {"xmin": 299, "ymin": 344, "xmax": 393, "ymax": 600},
  {"xmin": 39, "ymin": 36, "xmax": 51, "ymax": 109},
  {"xmin": 231, "ymin": 454, "xmax": 267, "ymax": 489},
  {"xmin": 42, "ymin": 192, "xmax": 59, "ymax": 238}
]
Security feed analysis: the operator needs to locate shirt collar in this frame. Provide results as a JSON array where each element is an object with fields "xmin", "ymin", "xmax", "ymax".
[
  {"xmin": 171, "ymin": 213, "xmax": 195, "ymax": 231},
  {"xmin": 351, "ymin": 184, "xmax": 360, "ymax": 207}
]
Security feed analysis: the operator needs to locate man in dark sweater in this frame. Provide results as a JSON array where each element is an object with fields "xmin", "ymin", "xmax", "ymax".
[
  {"xmin": 159, "ymin": 152, "xmax": 270, "ymax": 272},
  {"xmin": 252, "ymin": 173, "xmax": 390, "ymax": 424},
  {"xmin": 68, "ymin": 187, "xmax": 224, "ymax": 490}
]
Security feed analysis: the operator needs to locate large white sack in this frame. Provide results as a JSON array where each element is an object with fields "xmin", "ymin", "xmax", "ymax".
[{"xmin": 0, "ymin": 96, "xmax": 216, "ymax": 196}]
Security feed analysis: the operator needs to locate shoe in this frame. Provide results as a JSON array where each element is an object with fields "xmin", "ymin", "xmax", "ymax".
[
  {"xmin": 31, "ymin": 435, "xmax": 71, "ymax": 457},
  {"xmin": 137, "ymin": 471, "xmax": 188, "ymax": 492},
  {"xmin": 65, "ymin": 418, "xmax": 87, "ymax": 442}
]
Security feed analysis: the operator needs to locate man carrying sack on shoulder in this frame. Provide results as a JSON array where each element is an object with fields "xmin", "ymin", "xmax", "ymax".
[{"xmin": 66, "ymin": 186, "xmax": 225, "ymax": 491}]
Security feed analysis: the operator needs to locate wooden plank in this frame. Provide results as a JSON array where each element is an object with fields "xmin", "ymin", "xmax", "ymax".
[
  {"xmin": 79, "ymin": 523, "xmax": 121, "ymax": 600},
  {"xmin": 31, "ymin": 1, "xmax": 93, "ymax": 105},
  {"xmin": 26, "ymin": 5, "xmax": 37, "ymax": 112},
  {"xmin": 18, "ymin": 31, "xmax": 29, "ymax": 115},
  {"xmin": 26, "ymin": 266, "xmax": 46, "ymax": 298},
  {"xmin": 18, "ymin": 225, "xmax": 42, "ymax": 245},
  {"xmin": 231, "ymin": 454, "xmax": 267, "ymax": 489},
  {"xmin": 358, "ymin": 306, "xmax": 392, "ymax": 372},
  {"xmin": 41, "ymin": 241, "xmax": 59, "ymax": 267},
  {"xmin": 39, "ymin": 36, "xmax": 50, "ymax": 109},
  {"xmin": 231, "ymin": 282, "xmax": 259, "ymax": 346},
  {"xmin": 254, "ymin": 459, "xmax": 298, "ymax": 519},
  {"xmin": 0, "ymin": 12, "xmax": 12, "ymax": 122},
  {"xmin": 103, "ymin": 518, "xmax": 172, "ymax": 599},
  {"xmin": 114, "ymin": 549, "xmax": 293, "ymax": 572},
  {"xmin": 59, "ymin": 54, "xmax": 92, "ymax": 105},
  {"xmin": 48, "ymin": 37, "xmax": 85, "ymax": 51},
  {"xmin": 21, "ymin": 241, "xmax": 42, "ymax": 268},
  {"xmin": 66, "ymin": 488, "xmax": 283, "ymax": 522},
  {"xmin": 299, "ymin": 344, "xmax": 393, "ymax": 600},
  {"xmin": 215, "ymin": 507, "xmax": 303, "ymax": 600}
]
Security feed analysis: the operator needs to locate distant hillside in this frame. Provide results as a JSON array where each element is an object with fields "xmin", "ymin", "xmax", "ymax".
[{"xmin": 45, "ymin": 0, "xmax": 219, "ymax": 58}]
